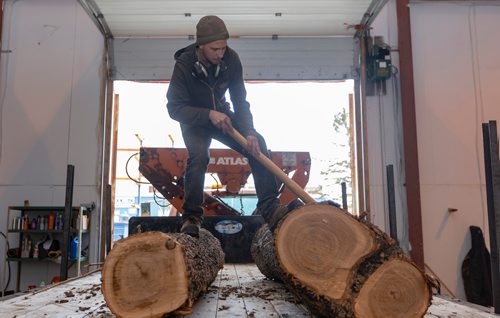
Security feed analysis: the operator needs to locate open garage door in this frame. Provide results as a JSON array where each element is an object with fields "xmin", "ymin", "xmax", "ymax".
[{"xmin": 110, "ymin": 37, "xmax": 356, "ymax": 81}]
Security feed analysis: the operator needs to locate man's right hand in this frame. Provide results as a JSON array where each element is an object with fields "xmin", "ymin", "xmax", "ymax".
[{"xmin": 209, "ymin": 110, "xmax": 233, "ymax": 134}]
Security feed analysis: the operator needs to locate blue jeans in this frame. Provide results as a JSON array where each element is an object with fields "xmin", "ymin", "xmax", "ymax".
[{"xmin": 180, "ymin": 124, "xmax": 279, "ymax": 220}]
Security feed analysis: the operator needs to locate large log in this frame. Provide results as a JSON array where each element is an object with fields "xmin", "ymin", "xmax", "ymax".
[
  {"xmin": 251, "ymin": 204, "xmax": 434, "ymax": 318},
  {"xmin": 101, "ymin": 229, "xmax": 224, "ymax": 318}
]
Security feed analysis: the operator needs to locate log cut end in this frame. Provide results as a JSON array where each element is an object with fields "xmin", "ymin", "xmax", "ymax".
[
  {"xmin": 354, "ymin": 258, "xmax": 431, "ymax": 318},
  {"xmin": 275, "ymin": 204, "xmax": 377, "ymax": 300},
  {"xmin": 102, "ymin": 232, "xmax": 188, "ymax": 318}
]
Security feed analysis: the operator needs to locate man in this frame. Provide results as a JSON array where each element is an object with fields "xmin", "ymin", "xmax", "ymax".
[{"xmin": 167, "ymin": 15, "xmax": 291, "ymax": 237}]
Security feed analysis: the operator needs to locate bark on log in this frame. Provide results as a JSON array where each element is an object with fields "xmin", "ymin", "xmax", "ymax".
[
  {"xmin": 251, "ymin": 204, "xmax": 434, "ymax": 318},
  {"xmin": 102, "ymin": 229, "xmax": 224, "ymax": 318}
]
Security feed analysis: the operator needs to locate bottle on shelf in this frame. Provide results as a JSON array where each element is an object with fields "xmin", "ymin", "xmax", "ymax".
[
  {"xmin": 28, "ymin": 238, "xmax": 33, "ymax": 258},
  {"xmin": 23, "ymin": 216, "xmax": 29, "ymax": 230},
  {"xmin": 48, "ymin": 212, "xmax": 54, "ymax": 230},
  {"xmin": 30, "ymin": 217, "xmax": 37, "ymax": 230},
  {"xmin": 55, "ymin": 213, "xmax": 62, "ymax": 230},
  {"xmin": 70, "ymin": 236, "xmax": 79, "ymax": 260},
  {"xmin": 82, "ymin": 214, "xmax": 88, "ymax": 231},
  {"xmin": 21, "ymin": 237, "xmax": 30, "ymax": 258},
  {"xmin": 58, "ymin": 213, "xmax": 63, "ymax": 230}
]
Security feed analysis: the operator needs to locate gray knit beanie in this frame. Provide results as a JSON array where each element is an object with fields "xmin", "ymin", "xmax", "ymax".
[{"xmin": 196, "ymin": 15, "xmax": 229, "ymax": 45}]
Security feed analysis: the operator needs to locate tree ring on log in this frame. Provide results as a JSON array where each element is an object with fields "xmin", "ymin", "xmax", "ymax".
[
  {"xmin": 275, "ymin": 204, "xmax": 377, "ymax": 300},
  {"xmin": 354, "ymin": 258, "xmax": 431, "ymax": 317},
  {"xmin": 102, "ymin": 232, "xmax": 188, "ymax": 318}
]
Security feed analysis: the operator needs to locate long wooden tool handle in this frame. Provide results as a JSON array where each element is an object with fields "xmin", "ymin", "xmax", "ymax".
[{"xmin": 228, "ymin": 128, "xmax": 316, "ymax": 204}]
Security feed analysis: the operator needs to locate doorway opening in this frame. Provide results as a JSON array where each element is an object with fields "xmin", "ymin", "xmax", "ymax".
[{"xmin": 111, "ymin": 80, "xmax": 354, "ymax": 241}]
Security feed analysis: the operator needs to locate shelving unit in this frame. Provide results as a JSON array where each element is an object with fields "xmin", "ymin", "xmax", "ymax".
[{"xmin": 4, "ymin": 205, "xmax": 92, "ymax": 292}]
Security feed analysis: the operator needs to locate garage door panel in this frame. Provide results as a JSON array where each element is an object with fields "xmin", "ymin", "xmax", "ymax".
[{"xmin": 112, "ymin": 37, "xmax": 355, "ymax": 81}]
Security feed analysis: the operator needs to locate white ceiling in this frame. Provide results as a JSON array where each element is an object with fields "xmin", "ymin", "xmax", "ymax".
[{"xmin": 89, "ymin": 0, "xmax": 376, "ymax": 38}]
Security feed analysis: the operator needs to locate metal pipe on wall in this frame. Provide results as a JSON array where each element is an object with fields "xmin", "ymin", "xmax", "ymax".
[
  {"xmin": 78, "ymin": 0, "xmax": 115, "ymax": 262},
  {"xmin": 352, "ymin": 0, "xmax": 389, "ymax": 219}
]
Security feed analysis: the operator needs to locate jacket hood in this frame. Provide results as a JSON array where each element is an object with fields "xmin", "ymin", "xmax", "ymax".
[{"xmin": 174, "ymin": 44, "xmax": 197, "ymax": 64}]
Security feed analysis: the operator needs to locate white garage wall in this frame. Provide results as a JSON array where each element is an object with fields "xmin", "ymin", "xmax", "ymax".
[
  {"xmin": 370, "ymin": 0, "xmax": 500, "ymax": 300},
  {"xmin": 0, "ymin": 0, "xmax": 104, "ymax": 291},
  {"xmin": 411, "ymin": 1, "xmax": 500, "ymax": 300}
]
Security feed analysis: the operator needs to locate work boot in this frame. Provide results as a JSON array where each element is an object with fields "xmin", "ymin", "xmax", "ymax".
[
  {"xmin": 180, "ymin": 216, "xmax": 202, "ymax": 237},
  {"xmin": 265, "ymin": 199, "xmax": 304, "ymax": 231}
]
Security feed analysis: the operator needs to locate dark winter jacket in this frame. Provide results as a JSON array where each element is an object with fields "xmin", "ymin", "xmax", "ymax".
[{"xmin": 167, "ymin": 43, "xmax": 256, "ymax": 136}]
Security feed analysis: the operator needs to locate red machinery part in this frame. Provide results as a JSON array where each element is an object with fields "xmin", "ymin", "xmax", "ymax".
[{"xmin": 139, "ymin": 147, "xmax": 311, "ymax": 216}]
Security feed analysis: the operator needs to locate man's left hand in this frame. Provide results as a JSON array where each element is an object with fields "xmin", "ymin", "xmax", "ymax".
[{"xmin": 246, "ymin": 135, "xmax": 261, "ymax": 157}]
